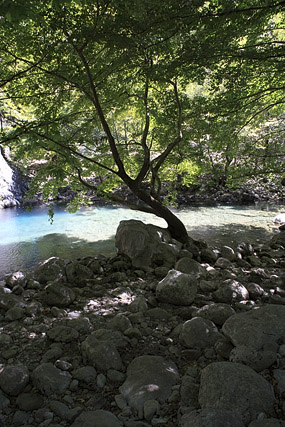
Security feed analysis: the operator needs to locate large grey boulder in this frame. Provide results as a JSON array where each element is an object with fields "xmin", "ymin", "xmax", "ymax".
[
  {"xmin": 0, "ymin": 365, "xmax": 29, "ymax": 396},
  {"xmin": 229, "ymin": 345, "xmax": 277, "ymax": 372},
  {"xmin": 40, "ymin": 282, "xmax": 75, "ymax": 307},
  {"xmin": 175, "ymin": 257, "xmax": 204, "ymax": 276},
  {"xmin": 115, "ymin": 220, "xmax": 181, "ymax": 268},
  {"xmin": 196, "ymin": 303, "xmax": 235, "ymax": 326},
  {"xmin": 34, "ymin": 257, "xmax": 66, "ymax": 284},
  {"xmin": 249, "ymin": 419, "xmax": 285, "ymax": 427},
  {"xmin": 179, "ymin": 317, "xmax": 224, "ymax": 349},
  {"xmin": 81, "ymin": 333, "xmax": 123, "ymax": 372},
  {"xmin": 156, "ymin": 269, "xmax": 197, "ymax": 305},
  {"xmin": 66, "ymin": 262, "xmax": 93, "ymax": 285},
  {"xmin": 181, "ymin": 408, "xmax": 245, "ymax": 427},
  {"xmin": 222, "ymin": 305, "xmax": 285, "ymax": 350},
  {"xmin": 47, "ymin": 325, "xmax": 79, "ymax": 343},
  {"xmin": 32, "ymin": 363, "xmax": 71, "ymax": 396},
  {"xmin": 199, "ymin": 362, "xmax": 276, "ymax": 424},
  {"xmin": 119, "ymin": 355, "xmax": 179, "ymax": 418},
  {"xmin": 71, "ymin": 410, "xmax": 121, "ymax": 427},
  {"xmin": 213, "ymin": 280, "xmax": 249, "ymax": 303}
]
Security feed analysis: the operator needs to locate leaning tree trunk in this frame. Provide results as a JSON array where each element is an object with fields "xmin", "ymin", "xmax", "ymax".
[{"xmin": 130, "ymin": 184, "xmax": 190, "ymax": 244}]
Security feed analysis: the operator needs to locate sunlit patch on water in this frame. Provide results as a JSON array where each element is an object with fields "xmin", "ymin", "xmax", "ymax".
[{"xmin": 0, "ymin": 202, "xmax": 284, "ymax": 279}]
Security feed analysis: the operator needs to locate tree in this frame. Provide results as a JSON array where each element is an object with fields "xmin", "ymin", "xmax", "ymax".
[{"xmin": 0, "ymin": 0, "xmax": 284, "ymax": 243}]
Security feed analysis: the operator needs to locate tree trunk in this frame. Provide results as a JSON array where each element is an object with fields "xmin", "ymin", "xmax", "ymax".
[{"xmin": 129, "ymin": 183, "xmax": 190, "ymax": 244}]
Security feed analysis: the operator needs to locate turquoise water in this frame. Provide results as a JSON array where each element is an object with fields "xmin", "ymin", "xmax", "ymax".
[{"xmin": 0, "ymin": 203, "xmax": 284, "ymax": 279}]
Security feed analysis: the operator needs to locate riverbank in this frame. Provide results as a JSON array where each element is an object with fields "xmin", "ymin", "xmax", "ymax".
[{"xmin": 0, "ymin": 223, "xmax": 285, "ymax": 426}]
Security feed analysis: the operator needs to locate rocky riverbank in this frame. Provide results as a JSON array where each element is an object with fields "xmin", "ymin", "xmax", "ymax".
[{"xmin": 0, "ymin": 221, "xmax": 285, "ymax": 427}]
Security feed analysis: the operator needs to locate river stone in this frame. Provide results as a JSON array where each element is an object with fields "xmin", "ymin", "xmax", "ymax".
[
  {"xmin": 108, "ymin": 313, "xmax": 133, "ymax": 332},
  {"xmin": 115, "ymin": 219, "xmax": 180, "ymax": 268},
  {"xmin": 156, "ymin": 269, "xmax": 197, "ymax": 305},
  {"xmin": 213, "ymin": 280, "xmax": 249, "ymax": 303},
  {"xmin": 222, "ymin": 305, "xmax": 285, "ymax": 350},
  {"xmin": 0, "ymin": 293, "xmax": 24, "ymax": 311},
  {"xmin": 66, "ymin": 262, "xmax": 93, "ymax": 285},
  {"xmin": 199, "ymin": 362, "xmax": 276, "ymax": 424},
  {"xmin": 0, "ymin": 390, "xmax": 10, "ymax": 410},
  {"xmin": 63, "ymin": 317, "xmax": 91, "ymax": 334},
  {"xmin": 32, "ymin": 362, "xmax": 72, "ymax": 396},
  {"xmin": 229, "ymin": 345, "xmax": 277, "ymax": 372},
  {"xmin": 71, "ymin": 410, "xmax": 121, "ymax": 427},
  {"xmin": 249, "ymin": 419, "xmax": 285, "ymax": 427},
  {"xmin": 245, "ymin": 282, "xmax": 265, "ymax": 299},
  {"xmin": 273, "ymin": 369, "xmax": 285, "ymax": 395},
  {"xmin": 6, "ymin": 271, "xmax": 27, "ymax": 288},
  {"xmin": 119, "ymin": 355, "xmax": 179, "ymax": 417},
  {"xmin": 5, "ymin": 306, "xmax": 25, "ymax": 321},
  {"xmin": 220, "ymin": 246, "xmax": 236, "ymax": 261},
  {"xmin": 179, "ymin": 317, "xmax": 224, "ymax": 349},
  {"xmin": 181, "ymin": 408, "xmax": 245, "ymax": 427},
  {"xmin": 91, "ymin": 328, "xmax": 128, "ymax": 348},
  {"xmin": 175, "ymin": 257, "xmax": 204, "ymax": 276},
  {"xmin": 16, "ymin": 392, "xmax": 44, "ymax": 411},
  {"xmin": 34, "ymin": 257, "xmax": 66, "ymax": 284},
  {"xmin": 40, "ymin": 282, "xmax": 75, "ymax": 307},
  {"xmin": 81, "ymin": 334, "xmax": 123, "ymax": 372},
  {"xmin": 129, "ymin": 295, "xmax": 148, "ymax": 312},
  {"xmin": 0, "ymin": 365, "xmax": 29, "ymax": 396},
  {"xmin": 47, "ymin": 325, "xmax": 79, "ymax": 343},
  {"xmin": 196, "ymin": 303, "xmax": 235, "ymax": 326},
  {"xmin": 73, "ymin": 366, "xmax": 97, "ymax": 384},
  {"xmin": 200, "ymin": 248, "xmax": 218, "ymax": 264},
  {"xmin": 214, "ymin": 257, "xmax": 233, "ymax": 269}
]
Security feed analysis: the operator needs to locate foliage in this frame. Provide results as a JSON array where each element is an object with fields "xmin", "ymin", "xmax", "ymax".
[{"xmin": 0, "ymin": 0, "xmax": 284, "ymax": 241}]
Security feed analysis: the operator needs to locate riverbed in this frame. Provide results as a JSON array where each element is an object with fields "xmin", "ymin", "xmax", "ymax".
[{"xmin": 1, "ymin": 203, "xmax": 284, "ymax": 279}]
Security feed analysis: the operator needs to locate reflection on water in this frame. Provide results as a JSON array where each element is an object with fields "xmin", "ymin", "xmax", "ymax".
[{"xmin": 0, "ymin": 203, "xmax": 284, "ymax": 279}]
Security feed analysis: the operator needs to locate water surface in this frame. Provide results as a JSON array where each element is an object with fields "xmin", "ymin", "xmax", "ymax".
[{"xmin": 1, "ymin": 203, "xmax": 284, "ymax": 279}]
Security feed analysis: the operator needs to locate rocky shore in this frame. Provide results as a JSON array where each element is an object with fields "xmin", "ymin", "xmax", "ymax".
[{"xmin": 0, "ymin": 220, "xmax": 285, "ymax": 427}]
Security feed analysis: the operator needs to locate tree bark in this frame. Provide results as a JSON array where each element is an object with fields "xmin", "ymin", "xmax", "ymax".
[{"xmin": 129, "ymin": 183, "xmax": 190, "ymax": 244}]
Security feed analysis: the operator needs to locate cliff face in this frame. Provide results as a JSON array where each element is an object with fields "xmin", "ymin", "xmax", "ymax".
[{"xmin": 0, "ymin": 147, "xmax": 28, "ymax": 208}]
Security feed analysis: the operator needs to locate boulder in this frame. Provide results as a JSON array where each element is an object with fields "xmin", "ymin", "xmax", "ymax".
[
  {"xmin": 0, "ymin": 365, "xmax": 29, "ymax": 396},
  {"xmin": 119, "ymin": 355, "xmax": 179, "ymax": 418},
  {"xmin": 40, "ymin": 282, "xmax": 75, "ymax": 307},
  {"xmin": 5, "ymin": 271, "xmax": 27, "ymax": 288},
  {"xmin": 71, "ymin": 410, "xmax": 121, "ymax": 427},
  {"xmin": 47, "ymin": 325, "xmax": 79, "ymax": 343},
  {"xmin": 81, "ymin": 334, "xmax": 123, "ymax": 372},
  {"xmin": 156, "ymin": 269, "xmax": 197, "ymax": 305},
  {"xmin": 229, "ymin": 345, "xmax": 277, "ymax": 372},
  {"xmin": 220, "ymin": 246, "xmax": 236, "ymax": 261},
  {"xmin": 179, "ymin": 317, "xmax": 224, "ymax": 349},
  {"xmin": 73, "ymin": 366, "xmax": 97, "ymax": 384},
  {"xmin": 199, "ymin": 362, "xmax": 276, "ymax": 424},
  {"xmin": 175, "ymin": 257, "xmax": 205, "ymax": 276},
  {"xmin": 222, "ymin": 305, "xmax": 285, "ymax": 350},
  {"xmin": 181, "ymin": 408, "xmax": 245, "ymax": 427},
  {"xmin": 32, "ymin": 363, "xmax": 72, "ymax": 396},
  {"xmin": 249, "ymin": 420, "xmax": 285, "ymax": 427},
  {"xmin": 196, "ymin": 303, "xmax": 235, "ymax": 326},
  {"xmin": 115, "ymin": 220, "xmax": 181, "ymax": 268},
  {"xmin": 213, "ymin": 280, "xmax": 249, "ymax": 303},
  {"xmin": 200, "ymin": 248, "xmax": 218, "ymax": 264},
  {"xmin": 34, "ymin": 257, "xmax": 66, "ymax": 284},
  {"xmin": 66, "ymin": 262, "xmax": 93, "ymax": 285}
]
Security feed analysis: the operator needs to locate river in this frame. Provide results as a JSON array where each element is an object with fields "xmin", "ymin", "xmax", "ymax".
[{"xmin": 1, "ymin": 203, "xmax": 284, "ymax": 280}]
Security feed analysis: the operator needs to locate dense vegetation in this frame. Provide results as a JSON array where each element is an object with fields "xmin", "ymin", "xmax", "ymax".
[{"xmin": 0, "ymin": 0, "xmax": 284, "ymax": 242}]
